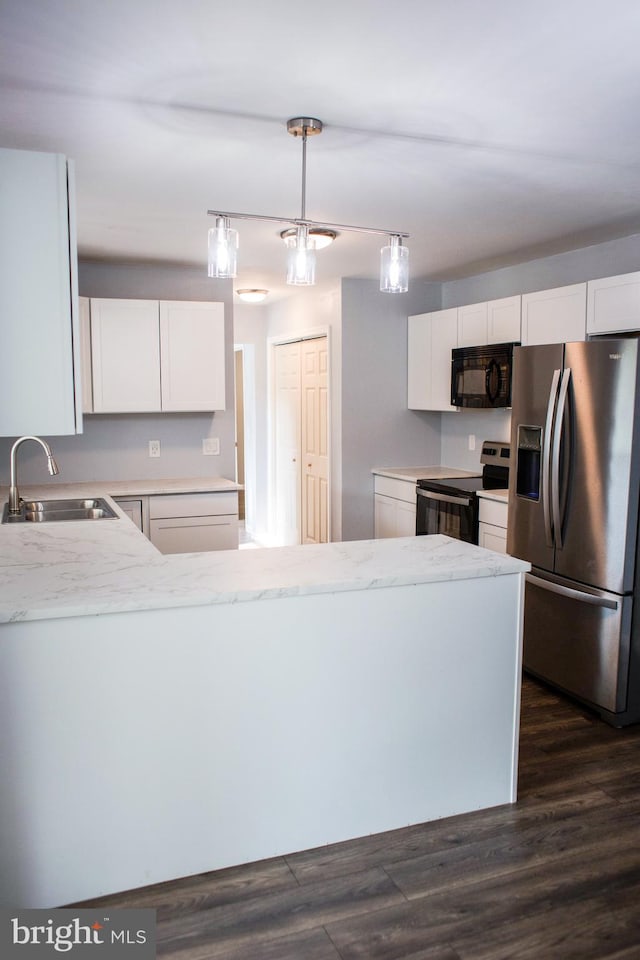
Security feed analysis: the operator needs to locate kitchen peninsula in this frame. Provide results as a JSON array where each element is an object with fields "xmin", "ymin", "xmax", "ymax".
[{"xmin": 0, "ymin": 483, "xmax": 528, "ymax": 909}]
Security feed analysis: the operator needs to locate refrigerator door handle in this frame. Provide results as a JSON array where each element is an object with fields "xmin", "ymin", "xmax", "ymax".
[
  {"xmin": 551, "ymin": 367, "xmax": 571, "ymax": 550},
  {"xmin": 526, "ymin": 573, "xmax": 619, "ymax": 610},
  {"xmin": 543, "ymin": 368, "xmax": 561, "ymax": 548}
]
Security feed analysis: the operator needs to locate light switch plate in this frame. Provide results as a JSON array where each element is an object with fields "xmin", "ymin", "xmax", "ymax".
[{"xmin": 202, "ymin": 437, "xmax": 220, "ymax": 456}]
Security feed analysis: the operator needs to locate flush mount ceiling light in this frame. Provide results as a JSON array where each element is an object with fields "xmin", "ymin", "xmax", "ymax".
[
  {"xmin": 236, "ymin": 288, "xmax": 269, "ymax": 303},
  {"xmin": 208, "ymin": 117, "xmax": 410, "ymax": 292}
]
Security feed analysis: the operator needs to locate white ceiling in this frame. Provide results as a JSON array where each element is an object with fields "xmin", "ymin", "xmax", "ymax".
[{"xmin": 2, "ymin": 0, "xmax": 640, "ymax": 302}]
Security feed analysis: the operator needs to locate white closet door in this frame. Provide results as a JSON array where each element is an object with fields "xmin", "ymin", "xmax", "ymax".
[
  {"xmin": 273, "ymin": 341, "xmax": 302, "ymax": 545},
  {"xmin": 300, "ymin": 337, "xmax": 329, "ymax": 545}
]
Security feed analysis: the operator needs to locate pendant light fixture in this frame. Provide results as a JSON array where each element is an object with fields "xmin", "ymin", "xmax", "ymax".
[{"xmin": 208, "ymin": 118, "xmax": 410, "ymax": 291}]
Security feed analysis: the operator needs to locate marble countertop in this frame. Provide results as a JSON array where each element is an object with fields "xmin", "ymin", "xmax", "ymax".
[
  {"xmin": 0, "ymin": 485, "xmax": 528, "ymax": 624},
  {"xmin": 0, "ymin": 476, "xmax": 241, "ymax": 500},
  {"xmin": 372, "ymin": 466, "xmax": 481, "ymax": 482}
]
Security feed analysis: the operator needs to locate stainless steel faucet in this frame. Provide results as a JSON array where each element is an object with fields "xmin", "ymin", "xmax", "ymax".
[{"xmin": 8, "ymin": 436, "xmax": 59, "ymax": 515}]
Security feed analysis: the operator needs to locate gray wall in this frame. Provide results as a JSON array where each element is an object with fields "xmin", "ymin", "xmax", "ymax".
[
  {"xmin": 441, "ymin": 233, "xmax": 640, "ymax": 306},
  {"xmin": 341, "ymin": 278, "xmax": 442, "ymax": 541},
  {"xmin": 0, "ymin": 261, "xmax": 236, "ymax": 487}
]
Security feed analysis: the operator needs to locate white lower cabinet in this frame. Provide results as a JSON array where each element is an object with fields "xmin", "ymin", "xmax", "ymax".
[
  {"xmin": 478, "ymin": 496, "xmax": 508, "ymax": 554},
  {"xmin": 374, "ymin": 476, "xmax": 416, "ymax": 538},
  {"xmin": 114, "ymin": 490, "xmax": 238, "ymax": 552},
  {"xmin": 148, "ymin": 492, "xmax": 238, "ymax": 554}
]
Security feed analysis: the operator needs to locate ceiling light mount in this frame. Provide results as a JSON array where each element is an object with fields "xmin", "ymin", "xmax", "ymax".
[{"xmin": 207, "ymin": 117, "xmax": 410, "ymax": 292}]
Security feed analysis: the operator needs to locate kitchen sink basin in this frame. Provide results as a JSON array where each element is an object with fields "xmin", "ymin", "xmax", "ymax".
[{"xmin": 2, "ymin": 497, "xmax": 118, "ymax": 523}]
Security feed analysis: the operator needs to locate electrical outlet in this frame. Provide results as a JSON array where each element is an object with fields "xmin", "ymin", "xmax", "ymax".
[
  {"xmin": 468, "ymin": 434, "xmax": 476, "ymax": 452},
  {"xmin": 202, "ymin": 437, "xmax": 220, "ymax": 456},
  {"xmin": 148, "ymin": 440, "xmax": 161, "ymax": 458}
]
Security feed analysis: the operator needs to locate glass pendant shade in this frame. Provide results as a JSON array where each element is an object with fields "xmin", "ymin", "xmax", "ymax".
[
  {"xmin": 208, "ymin": 216, "xmax": 238, "ymax": 279},
  {"xmin": 380, "ymin": 235, "xmax": 409, "ymax": 293},
  {"xmin": 285, "ymin": 224, "xmax": 316, "ymax": 285}
]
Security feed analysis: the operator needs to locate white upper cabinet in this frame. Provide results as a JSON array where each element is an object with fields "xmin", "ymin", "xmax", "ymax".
[
  {"xmin": 586, "ymin": 272, "xmax": 640, "ymax": 335},
  {"xmin": 159, "ymin": 301, "xmax": 225, "ymax": 411},
  {"xmin": 408, "ymin": 308, "xmax": 458, "ymax": 411},
  {"xmin": 487, "ymin": 295, "xmax": 521, "ymax": 343},
  {"xmin": 457, "ymin": 301, "xmax": 488, "ymax": 347},
  {"xmin": 521, "ymin": 283, "xmax": 587, "ymax": 345},
  {"xmin": 0, "ymin": 147, "xmax": 82, "ymax": 437},
  {"xmin": 88, "ymin": 298, "xmax": 226, "ymax": 413},
  {"xmin": 457, "ymin": 296, "xmax": 521, "ymax": 347},
  {"xmin": 91, "ymin": 299, "xmax": 161, "ymax": 412}
]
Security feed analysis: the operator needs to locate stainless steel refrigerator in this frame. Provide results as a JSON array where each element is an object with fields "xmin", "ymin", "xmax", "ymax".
[{"xmin": 508, "ymin": 338, "xmax": 640, "ymax": 726}]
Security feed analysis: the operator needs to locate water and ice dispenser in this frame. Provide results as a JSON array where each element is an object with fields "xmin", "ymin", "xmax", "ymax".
[{"xmin": 516, "ymin": 425, "xmax": 542, "ymax": 501}]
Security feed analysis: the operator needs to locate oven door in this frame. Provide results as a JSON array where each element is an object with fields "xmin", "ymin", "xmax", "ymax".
[{"xmin": 416, "ymin": 487, "xmax": 479, "ymax": 543}]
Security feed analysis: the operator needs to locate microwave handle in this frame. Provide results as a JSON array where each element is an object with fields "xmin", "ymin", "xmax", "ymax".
[{"xmin": 485, "ymin": 358, "xmax": 501, "ymax": 404}]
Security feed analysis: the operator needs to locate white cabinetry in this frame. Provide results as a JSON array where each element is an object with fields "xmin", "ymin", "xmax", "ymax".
[
  {"xmin": 113, "ymin": 497, "xmax": 145, "ymax": 532},
  {"xmin": 478, "ymin": 495, "xmax": 508, "ymax": 554},
  {"xmin": 148, "ymin": 491, "xmax": 238, "ymax": 553},
  {"xmin": 586, "ymin": 272, "xmax": 640, "ymax": 335},
  {"xmin": 0, "ymin": 147, "xmax": 81, "ymax": 436},
  {"xmin": 487, "ymin": 296, "xmax": 521, "ymax": 343},
  {"xmin": 521, "ymin": 283, "xmax": 586, "ymax": 345},
  {"xmin": 88, "ymin": 299, "xmax": 226, "ymax": 413},
  {"xmin": 374, "ymin": 476, "xmax": 416, "ymax": 538},
  {"xmin": 457, "ymin": 301, "xmax": 488, "ymax": 347},
  {"xmin": 457, "ymin": 296, "xmax": 521, "ymax": 347},
  {"xmin": 408, "ymin": 308, "xmax": 458, "ymax": 411},
  {"xmin": 91, "ymin": 299, "xmax": 161, "ymax": 412}
]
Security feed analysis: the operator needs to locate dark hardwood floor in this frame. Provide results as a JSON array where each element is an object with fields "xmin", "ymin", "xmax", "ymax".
[{"xmin": 74, "ymin": 677, "xmax": 640, "ymax": 959}]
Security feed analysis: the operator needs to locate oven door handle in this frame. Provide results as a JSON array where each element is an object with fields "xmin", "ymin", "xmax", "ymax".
[{"xmin": 417, "ymin": 488, "xmax": 474, "ymax": 507}]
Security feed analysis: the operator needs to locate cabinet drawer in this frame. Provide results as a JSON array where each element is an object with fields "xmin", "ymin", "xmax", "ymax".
[
  {"xmin": 149, "ymin": 491, "xmax": 238, "ymax": 519},
  {"xmin": 373, "ymin": 476, "xmax": 416, "ymax": 504},
  {"xmin": 478, "ymin": 497, "xmax": 508, "ymax": 528},
  {"xmin": 149, "ymin": 515, "xmax": 238, "ymax": 554}
]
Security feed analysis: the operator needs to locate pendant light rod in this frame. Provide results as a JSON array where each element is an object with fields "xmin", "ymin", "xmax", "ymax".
[{"xmin": 206, "ymin": 209, "xmax": 409, "ymax": 240}]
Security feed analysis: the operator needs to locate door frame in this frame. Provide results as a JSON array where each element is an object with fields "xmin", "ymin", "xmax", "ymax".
[{"xmin": 267, "ymin": 326, "xmax": 332, "ymax": 545}]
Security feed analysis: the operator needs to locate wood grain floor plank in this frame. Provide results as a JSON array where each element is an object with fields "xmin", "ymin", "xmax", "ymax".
[{"xmin": 156, "ymin": 867, "xmax": 404, "ymax": 957}]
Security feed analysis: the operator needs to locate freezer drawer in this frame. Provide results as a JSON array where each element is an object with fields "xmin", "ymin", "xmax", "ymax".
[{"xmin": 523, "ymin": 570, "xmax": 631, "ymax": 715}]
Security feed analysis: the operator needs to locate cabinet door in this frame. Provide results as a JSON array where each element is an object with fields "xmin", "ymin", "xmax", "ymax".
[
  {"xmin": 478, "ymin": 522, "xmax": 507, "ymax": 554},
  {"xmin": 374, "ymin": 494, "xmax": 399, "ymax": 538},
  {"xmin": 521, "ymin": 284, "xmax": 586, "ymax": 345},
  {"xmin": 457, "ymin": 302, "xmax": 488, "ymax": 347},
  {"xmin": 587, "ymin": 272, "xmax": 640, "ymax": 335},
  {"xmin": 396, "ymin": 499, "xmax": 417, "ymax": 537},
  {"xmin": 407, "ymin": 313, "xmax": 432, "ymax": 409},
  {"xmin": 79, "ymin": 296, "xmax": 93, "ymax": 413},
  {"xmin": 0, "ymin": 148, "xmax": 81, "ymax": 436},
  {"xmin": 431, "ymin": 308, "xmax": 459, "ymax": 411},
  {"xmin": 91, "ymin": 299, "xmax": 161, "ymax": 412},
  {"xmin": 113, "ymin": 497, "xmax": 144, "ymax": 532},
  {"xmin": 487, "ymin": 295, "xmax": 521, "ymax": 343},
  {"xmin": 408, "ymin": 309, "xmax": 458, "ymax": 411},
  {"xmin": 159, "ymin": 301, "xmax": 226, "ymax": 411}
]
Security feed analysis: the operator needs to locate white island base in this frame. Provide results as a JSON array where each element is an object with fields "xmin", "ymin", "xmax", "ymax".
[{"xmin": 0, "ymin": 536, "xmax": 526, "ymax": 908}]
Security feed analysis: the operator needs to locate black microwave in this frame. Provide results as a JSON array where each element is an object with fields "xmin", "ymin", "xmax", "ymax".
[{"xmin": 451, "ymin": 342, "xmax": 518, "ymax": 408}]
